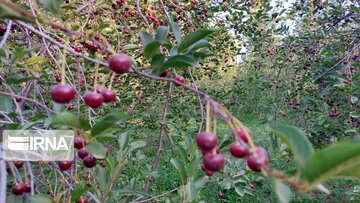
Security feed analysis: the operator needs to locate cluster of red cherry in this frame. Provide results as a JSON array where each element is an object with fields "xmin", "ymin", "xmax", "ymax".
[
  {"xmin": 50, "ymin": 54, "xmax": 132, "ymax": 108},
  {"xmin": 57, "ymin": 137, "xmax": 109, "ymax": 172},
  {"xmin": 197, "ymin": 127, "xmax": 268, "ymax": 176},
  {"xmin": 5, "ymin": 161, "xmax": 32, "ymax": 195}
]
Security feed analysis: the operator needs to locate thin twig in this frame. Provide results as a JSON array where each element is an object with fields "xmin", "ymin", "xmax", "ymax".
[
  {"xmin": 0, "ymin": 91, "xmax": 53, "ymax": 112},
  {"xmin": 0, "ymin": 20, "xmax": 12, "ymax": 48},
  {"xmin": 131, "ymin": 188, "xmax": 177, "ymax": 203},
  {"xmin": 144, "ymin": 82, "xmax": 173, "ymax": 194}
]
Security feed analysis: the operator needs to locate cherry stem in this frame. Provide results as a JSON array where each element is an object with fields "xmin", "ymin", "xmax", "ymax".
[
  {"xmin": 205, "ymin": 99, "xmax": 210, "ymax": 132},
  {"xmin": 93, "ymin": 63, "xmax": 99, "ymax": 93},
  {"xmin": 9, "ymin": 163, "xmax": 18, "ymax": 184},
  {"xmin": 212, "ymin": 113, "xmax": 217, "ymax": 134},
  {"xmin": 61, "ymin": 47, "xmax": 67, "ymax": 85},
  {"xmin": 108, "ymin": 72, "xmax": 115, "ymax": 90}
]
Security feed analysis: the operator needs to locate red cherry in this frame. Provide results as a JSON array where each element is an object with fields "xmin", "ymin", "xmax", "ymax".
[
  {"xmin": 95, "ymin": 85, "xmax": 105, "ymax": 93},
  {"xmin": 160, "ymin": 70, "xmax": 170, "ymax": 77},
  {"xmin": 249, "ymin": 183, "xmax": 254, "ymax": 189},
  {"xmin": 101, "ymin": 89, "xmax": 116, "ymax": 102},
  {"xmin": 84, "ymin": 91, "xmax": 104, "ymax": 108},
  {"xmin": 75, "ymin": 196, "xmax": 88, "ymax": 203},
  {"xmin": 100, "ymin": 162, "xmax": 106, "ymax": 168},
  {"xmin": 247, "ymin": 147, "xmax": 268, "ymax": 172},
  {"xmin": 282, "ymin": 112, "xmax": 287, "ymax": 117},
  {"xmin": 74, "ymin": 137, "xmax": 87, "ymax": 149},
  {"xmin": 201, "ymin": 146, "xmax": 220, "ymax": 156},
  {"xmin": 85, "ymin": 182, "xmax": 92, "ymax": 187},
  {"xmin": 201, "ymin": 164, "xmax": 207, "ymax": 172},
  {"xmin": 15, "ymin": 97, "xmax": 22, "ymax": 102},
  {"xmin": 247, "ymin": 1, "xmax": 253, "ymax": 6},
  {"xmin": 51, "ymin": 84, "xmax": 75, "ymax": 103},
  {"xmin": 77, "ymin": 147, "xmax": 89, "ymax": 159},
  {"xmin": 74, "ymin": 46, "xmax": 82, "ymax": 53},
  {"xmin": 56, "ymin": 38, "xmax": 62, "ymax": 43},
  {"xmin": 67, "ymin": 105, "xmax": 74, "ymax": 111},
  {"xmin": 0, "ymin": 25, "xmax": 6, "ymax": 36},
  {"xmin": 83, "ymin": 155, "xmax": 97, "ymax": 168},
  {"xmin": 58, "ymin": 161, "xmax": 72, "ymax": 171},
  {"xmin": 174, "ymin": 75, "xmax": 185, "ymax": 86},
  {"xmin": 218, "ymin": 192, "xmax": 224, "ymax": 199},
  {"xmin": 108, "ymin": 53, "xmax": 132, "ymax": 74},
  {"xmin": 56, "ymin": 76, "xmax": 62, "ymax": 82},
  {"xmin": 204, "ymin": 154, "xmax": 226, "ymax": 171},
  {"xmin": 235, "ymin": 128, "xmax": 250, "ymax": 143},
  {"xmin": 24, "ymin": 182, "xmax": 32, "ymax": 193},
  {"xmin": 205, "ymin": 170, "xmax": 214, "ymax": 176},
  {"xmin": 196, "ymin": 131, "xmax": 218, "ymax": 150},
  {"xmin": 230, "ymin": 143, "xmax": 249, "ymax": 158},
  {"xmin": 14, "ymin": 161, "xmax": 24, "ymax": 169},
  {"xmin": 12, "ymin": 183, "xmax": 26, "ymax": 195}
]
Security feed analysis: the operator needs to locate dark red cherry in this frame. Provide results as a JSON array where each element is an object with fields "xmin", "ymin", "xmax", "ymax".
[
  {"xmin": 230, "ymin": 143, "xmax": 249, "ymax": 158},
  {"xmin": 84, "ymin": 91, "xmax": 104, "ymax": 108},
  {"xmin": 205, "ymin": 170, "xmax": 214, "ymax": 176},
  {"xmin": 0, "ymin": 25, "xmax": 6, "ymax": 36},
  {"xmin": 247, "ymin": 147, "xmax": 268, "ymax": 172},
  {"xmin": 201, "ymin": 164, "xmax": 207, "ymax": 172},
  {"xmin": 174, "ymin": 75, "xmax": 185, "ymax": 86},
  {"xmin": 77, "ymin": 147, "xmax": 89, "ymax": 159},
  {"xmin": 24, "ymin": 182, "xmax": 33, "ymax": 193},
  {"xmin": 74, "ymin": 46, "xmax": 82, "ymax": 53},
  {"xmin": 83, "ymin": 155, "xmax": 97, "ymax": 168},
  {"xmin": 14, "ymin": 161, "xmax": 24, "ymax": 169},
  {"xmin": 201, "ymin": 146, "xmax": 220, "ymax": 156},
  {"xmin": 108, "ymin": 53, "xmax": 132, "ymax": 74},
  {"xmin": 160, "ymin": 70, "xmax": 170, "ymax": 77},
  {"xmin": 218, "ymin": 192, "xmax": 224, "ymax": 199},
  {"xmin": 204, "ymin": 154, "xmax": 226, "ymax": 171},
  {"xmin": 101, "ymin": 89, "xmax": 116, "ymax": 102},
  {"xmin": 196, "ymin": 131, "xmax": 218, "ymax": 150},
  {"xmin": 51, "ymin": 84, "xmax": 75, "ymax": 103},
  {"xmin": 74, "ymin": 137, "xmax": 87, "ymax": 149},
  {"xmin": 56, "ymin": 76, "xmax": 62, "ymax": 82},
  {"xmin": 75, "ymin": 196, "xmax": 88, "ymax": 203},
  {"xmin": 12, "ymin": 183, "xmax": 26, "ymax": 195},
  {"xmin": 235, "ymin": 128, "xmax": 250, "ymax": 143},
  {"xmin": 58, "ymin": 161, "xmax": 72, "ymax": 171}
]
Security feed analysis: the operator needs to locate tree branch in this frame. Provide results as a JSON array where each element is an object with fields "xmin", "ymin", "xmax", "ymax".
[{"xmin": 144, "ymin": 82, "xmax": 173, "ymax": 194}]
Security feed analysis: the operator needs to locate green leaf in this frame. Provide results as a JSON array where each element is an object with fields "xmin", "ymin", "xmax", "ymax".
[
  {"xmin": 155, "ymin": 26, "xmax": 169, "ymax": 43},
  {"xmin": 32, "ymin": 195, "xmax": 55, "ymax": 203},
  {"xmin": 170, "ymin": 21, "xmax": 182, "ymax": 44},
  {"xmin": 194, "ymin": 176, "xmax": 208, "ymax": 188},
  {"xmin": 38, "ymin": 0, "xmax": 61, "ymax": 14},
  {"xmin": 178, "ymin": 29, "xmax": 215, "ymax": 53},
  {"xmin": 123, "ymin": 44, "xmax": 139, "ymax": 50},
  {"xmin": 95, "ymin": 133, "xmax": 118, "ymax": 142},
  {"xmin": 24, "ymin": 56, "xmax": 48, "ymax": 65},
  {"xmin": 86, "ymin": 141, "xmax": 106, "ymax": 159},
  {"xmin": 151, "ymin": 54, "xmax": 166, "ymax": 72},
  {"xmin": 6, "ymin": 195, "xmax": 24, "ymax": 203},
  {"xmin": 186, "ymin": 180, "xmax": 197, "ymax": 202},
  {"xmin": 139, "ymin": 31, "xmax": 154, "ymax": 46},
  {"xmin": 0, "ymin": 95, "xmax": 13, "ymax": 112},
  {"xmin": 144, "ymin": 40, "xmax": 161, "ymax": 59},
  {"xmin": 91, "ymin": 111, "xmax": 128, "ymax": 137},
  {"xmin": 271, "ymin": 125, "xmax": 314, "ymax": 168},
  {"xmin": 303, "ymin": 142, "xmax": 360, "ymax": 189},
  {"xmin": 273, "ymin": 179, "xmax": 291, "ymax": 203},
  {"xmin": 71, "ymin": 184, "xmax": 88, "ymax": 202},
  {"xmin": 51, "ymin": 112, "xmax": 90, "ymax": 130},
  {"xmin": 193, "ymin": 50, "xmax": 213, "ymax": 59},
  {"xmin": 0, "ymin": 4, "xmax": 35, "ymax": 23},
  {"xmin": 184, "ymin": 39, "xmax": 211, "ymax": 54},
  {"xmin": 127, "ymin": 141, "xmax": 146, "ymax": 154},
  {"xmin": 6, "ymin": 76, "xmax": 38, "ymax": 84},
  {"xmin": 162, "ymin": 55, "xmax": 199, "ymax": 69},
  {"xmin": 170, "ymin": 158, "xmax": 187, "ymax": 184}
]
